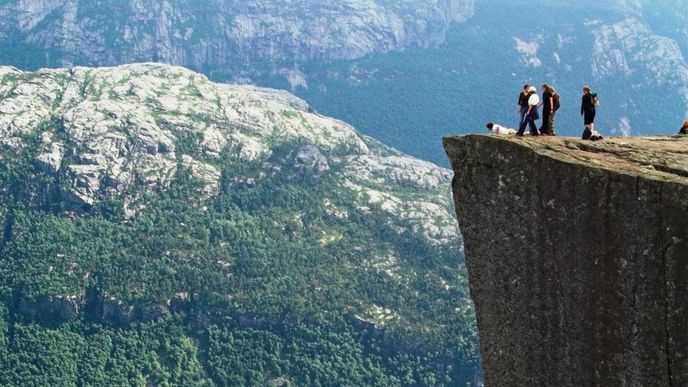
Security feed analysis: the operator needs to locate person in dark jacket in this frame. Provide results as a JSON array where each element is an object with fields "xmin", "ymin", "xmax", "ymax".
[
  {"xmin": 581, "ymin": 86, "xmax": 596, "ymax": 132},
  {"xmin": 539, "ymin": 84, "xmax": 552, "ymax": 135},
  {"xmin": 517, "ymin": 86, "xmax": 540, "ymax": 136},
  {"xmin": 680, "ymin": 120, "xmax": 688, "ymax": 135},
  {"xmin": 516, "ymin": 84, "xmax": 530, "ymax": 126}
]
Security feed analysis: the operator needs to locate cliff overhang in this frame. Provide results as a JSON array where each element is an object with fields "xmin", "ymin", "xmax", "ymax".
[{"xmin": 444, "ymin": 135, "xmax": 688, "ymax": 386}]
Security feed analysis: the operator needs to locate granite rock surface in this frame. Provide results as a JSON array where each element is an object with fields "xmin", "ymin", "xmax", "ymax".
[{"xmin": 444, "ymin": 135, "xmax": 688, "ymax": 386}]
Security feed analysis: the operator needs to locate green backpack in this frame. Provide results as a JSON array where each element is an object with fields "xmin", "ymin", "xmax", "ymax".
[{"xmin": 591, "ymin": 93, "xmax": 600, "ymax": 108}]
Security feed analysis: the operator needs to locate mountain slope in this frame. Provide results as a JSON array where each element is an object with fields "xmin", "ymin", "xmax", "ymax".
[{"xmin": 0, "ymin": 63, "xmax": 478, "ymax": 385}]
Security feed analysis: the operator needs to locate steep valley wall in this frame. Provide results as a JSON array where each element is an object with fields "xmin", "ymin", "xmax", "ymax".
[{"xmin": 444, "ymin": 135, "xmax": 688, "ymax": 386}]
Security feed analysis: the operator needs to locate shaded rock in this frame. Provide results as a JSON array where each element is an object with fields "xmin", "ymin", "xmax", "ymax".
[
  {"xmin": 63, "ymin": 164, "xmax": 103, "ymax": 207},
  {"xmin": 136, "ymin": 303, "xmax": 170, "ymax": 321},
  {"xmin": 100, "ymin": 297, "xmax": 170, "ymax": 325},
  {"xmin": 168, "ymin": 292, "xmax": 191, "ymax": 312},
  {"xmin": 443, "ymin": 135, "xmax": 688, "ymax": 386},
  {"xmin": 34, "ymin": 132, "xmax": 64, "ymax": 174},
  {"xmin": 292, "ymin": 144, "xmax": 329, "ymax": 173},
  {"xmin": 102, "ymin": 297, "xmax": 136, "ymax": 325},
  {"xmin": 19, "ymin": 295, "xmax": 81, "ymax": 322}
]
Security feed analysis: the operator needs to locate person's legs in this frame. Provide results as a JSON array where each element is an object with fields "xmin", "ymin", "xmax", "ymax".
[
  {"xmin": 517, "ymin": 119, "xmax": 527, "ymax": 136},
  {"xmin": 540, "ymin": 111, "xmax": 550, "ymax": 135},
  {"xmin": 548, "ymin": 111, "xmax": 556, "ymax": 135},
  {"xmin": 528, "ymin": 119, "xmax": 539, "ymax": 135},
  {"xmin": 584, "ymin": 110, "xmax": 596, "ymax": 130},
  {"xmin": 519, "ymin": 107, "xmax": 527, "ymax": 126}
]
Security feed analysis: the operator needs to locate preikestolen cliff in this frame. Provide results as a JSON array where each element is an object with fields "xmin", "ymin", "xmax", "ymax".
[
  {"xmin": 2, "ymin": 1, "xmax": 688, "ymax": 386},
  {"xmin": 444, "ymin": 134, "xmax": 688, "ymax": 386}
]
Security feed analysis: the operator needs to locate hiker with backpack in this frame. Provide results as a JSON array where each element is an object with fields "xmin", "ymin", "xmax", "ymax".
[
  {"xmin": 539, "ymin": 84, "xmax": 559, "ymax": 135},
  {"xmin": 516, "ymin": 86, "xmax": 540, "ymax": 136},
  {"xmin": 581, "ymin": 86, "xmax": 598, "ymax": 134},
  {"xmin": 546, "ymin": 85, "xmax": 560, "ymax": 136}
]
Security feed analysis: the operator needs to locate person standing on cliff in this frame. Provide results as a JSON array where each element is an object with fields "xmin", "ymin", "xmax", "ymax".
[
  {"xmin": 546, "ymin": 85, "xmax": 560, "ymax": 136},
  {"xmin": 516, "ymin": 84, "xmax": 530, "ymax": 127},
  {"xmin": 516, "ymin": 86, "xmax": 540, "ymax": 136},
  {"xmin": 581, "ymin": 86, "xmax": 596, "ymax": 133},
  {"xmin": 539, "ymin": 84, "xmax": 552, "ymax": 135}
]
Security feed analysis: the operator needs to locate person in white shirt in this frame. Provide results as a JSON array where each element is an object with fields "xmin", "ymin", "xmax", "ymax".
[
  {"xmin": 516, "ymin": 86, "xmax": 541, "ymax": 136},
  {"xmin": 486, "ymin": 122, "xmax": 517, "ymax": 135}
]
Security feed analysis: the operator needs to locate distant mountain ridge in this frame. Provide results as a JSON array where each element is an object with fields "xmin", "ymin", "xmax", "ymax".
[{"xmin": 0, "ymin": 0, "xmax": 474, "ymax": 74}]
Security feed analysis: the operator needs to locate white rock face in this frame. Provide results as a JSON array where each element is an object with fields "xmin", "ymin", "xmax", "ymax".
[
  {"xmin": 588, "ymin": 16, "xmax": 688, "ymax": 117},
  {"xmin": 513, "ymin": 36, "xmax": 543, "ymax": 68},
  {"xmin": 0, "ymin": 0, "xmax": 475, "ymax": 70},
  {"xmin": 0, "ymin": 63, "xmax": 458, "ymax": 243},
  {"xmin": 35, "ymin": 132, "xmax": 65, "ymax": 174},
  {"xmin": 591, "ymin": 18, "xmax": 688, "ymax": 85}
]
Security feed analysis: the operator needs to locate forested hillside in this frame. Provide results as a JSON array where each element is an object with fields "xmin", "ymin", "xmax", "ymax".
[{"xmin": 0, "ymin": 64, "xmax": 479, "ymax": 385}]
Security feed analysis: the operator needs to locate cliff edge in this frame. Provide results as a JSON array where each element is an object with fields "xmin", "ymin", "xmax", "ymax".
[{"xmin": 443, "ymin": 135, "xmax": 688, "ymax": 386}]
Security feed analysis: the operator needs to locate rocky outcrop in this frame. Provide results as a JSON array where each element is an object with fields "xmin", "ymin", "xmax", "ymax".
[
  {"xmin": 34, "ymin": 132, "xmax": 64, "ymax": 174},
  {"xmin": 444, "ymin": 135, "xmax": 688, "ymax": 386},
  {"xmin": 0, "ymin": 0, "xmax": 474, "ymax": 72},
  {"xmin": 292, "ymin": 145, "xmax": 329, "ymax": 174},
  {"xmin": 18, "ymin": 295, "xmax": 81, "ymax": 322}
]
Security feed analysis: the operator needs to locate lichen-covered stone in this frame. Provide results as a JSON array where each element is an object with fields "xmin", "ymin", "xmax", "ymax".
[{"xmin": 443, "ymin": 135, "xmax": 688, "ymax": 386}]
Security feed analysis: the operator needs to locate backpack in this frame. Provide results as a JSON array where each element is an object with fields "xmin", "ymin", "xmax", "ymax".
[
  {"xmin": 592, "ymin": 93, "xmax": 600, "ymax": 108},
  {"xmin": 552, "ymin": 93, "xmax": 561, "ymax": 111}
]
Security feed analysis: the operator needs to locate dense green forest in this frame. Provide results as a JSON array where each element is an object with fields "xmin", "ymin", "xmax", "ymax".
[{"xmin": 0, "ymin": 125, "xmax": 480, "ymax": 385}]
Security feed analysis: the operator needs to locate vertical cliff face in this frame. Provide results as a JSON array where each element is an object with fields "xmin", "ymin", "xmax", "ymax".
[
  {"xmin": 444, "ymin": 135, "xmax": 688, "ymax": 386},
  {"xmin": 0, "ymin": 0, "xmax": 474, "ymax": 70}
]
